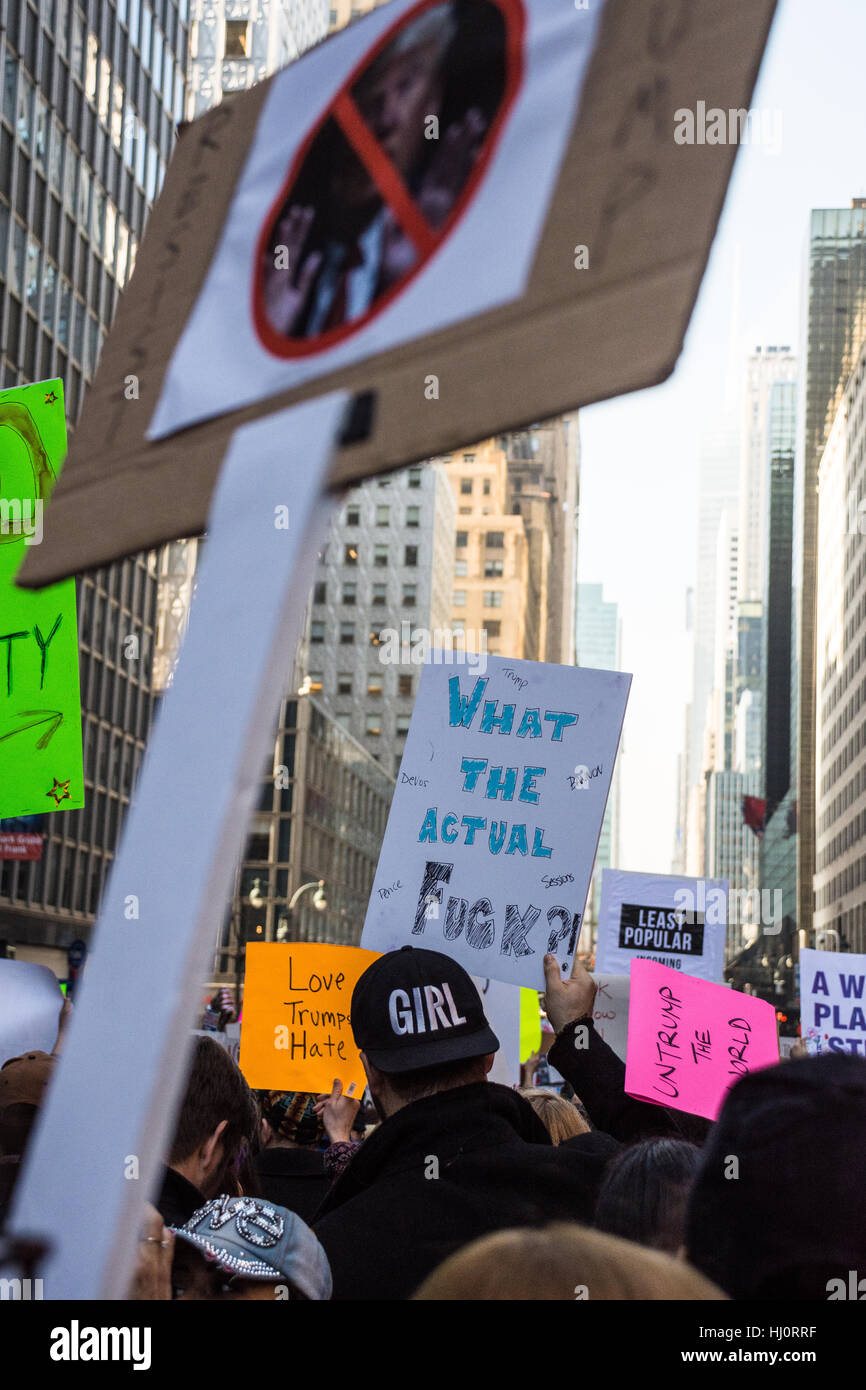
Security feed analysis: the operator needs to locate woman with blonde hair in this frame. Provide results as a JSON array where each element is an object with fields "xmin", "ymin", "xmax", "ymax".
[
  {"xmin": 413, "ymin": 1223, "xmax": 727, "ymax": 1301},
  {"xmin": 518, "ymin": 1088, "xmax": 591, "ymax": 1144}
]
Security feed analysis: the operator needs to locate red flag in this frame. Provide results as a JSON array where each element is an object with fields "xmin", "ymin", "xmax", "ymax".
[{"xmin": 743, "ymin": 795, "xmax": 767, "ymax": 839}]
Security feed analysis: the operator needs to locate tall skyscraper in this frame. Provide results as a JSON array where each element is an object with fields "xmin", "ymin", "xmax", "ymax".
[
  {"xmin": 186, "ymin": 0, "xmax": 327, "ymax": 119},
  {"xmin": 738, "ymin": 347, "xmax": 797, "ymax": 607},
  {"xmin": 1, "ymin": 0, "xmax": 186, "ymax": 970},
  {"xmin": 576, "ymin": 582, "xmax": 621, "ymax": 937},
  {"xmin": 796, "ymin": 201, "xmax": 866, "ymax": 941},
  {"xmin": 814, "ymin": 333, "xmax": 866, "ymax": 955}
]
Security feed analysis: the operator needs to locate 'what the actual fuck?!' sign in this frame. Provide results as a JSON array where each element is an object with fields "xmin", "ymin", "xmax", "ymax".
[
  {"xmin": 362, "ymin": 654, "xmax": 630, "ymax": 988},
  {"xmin": 0, "ymin": 380, "xmax": 83, "ymax": 819}
]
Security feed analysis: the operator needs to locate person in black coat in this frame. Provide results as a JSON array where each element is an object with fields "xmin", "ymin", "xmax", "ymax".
[
  {"xmin": 312, "ymin": 947, "xmax": 619, "ymax": 1300},
  {"xmin": 254, "ymin": 1092, "xmax": 332, "ymax": 1224}
]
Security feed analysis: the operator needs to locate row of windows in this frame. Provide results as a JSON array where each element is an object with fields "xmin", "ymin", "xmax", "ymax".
[
  {"xmin": 343, "ymin": 503, "xmax": 421, "ymax": 528},
  {"xmin": 312, "ymin": 579, "xmax": 419, "ymax": 608},
  {"xmin": 453, "ymin": 590, "xmax": 503, "ymax": 608},
  {"xmin": 819, "ymin": 756, "xmax": 866, "ymax": 840},
  {"xmin": 306, "ymin": 672, "xmax": 414, "ymax": 699},
  {"xmin": 816, "ymin": 803, "xmax": 866, "ymax": 874},
  {"xmin": 314, "ymin": 623, "xmax": 410, "ymax": 647},
  {"xmin": 337, "ymin": 542, "xmax": 420, "ymax": 568},
  {"xmin": 459, "ymin": 477, "xmax": 492, "ymax": 496},
  {"xmin": 363, "ymin": 711, "xmax": 410, "ymax": 737},
  {"xmin": 455, "ymin": 530, "xmax": 505, "ymax": 548},
  {"xmin": 455, "ymin": 559, "xmax": 504, "ymax": 577}
]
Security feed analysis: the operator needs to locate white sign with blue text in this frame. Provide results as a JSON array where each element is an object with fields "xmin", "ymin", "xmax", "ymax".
[{"xmin": 361, "ymin": 654, "xmax": 630, "ymax": 989}]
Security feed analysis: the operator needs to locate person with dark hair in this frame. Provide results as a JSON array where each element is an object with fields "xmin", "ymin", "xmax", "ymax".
[
  {"xmin": 155, "ymin": 1035, "xmax": 259, "ymax": 1228},
  {"xmin": 312, "ymin": 947, "xmax": 619, "ymax": 1300},
  {"xmin": 685, "ymin": 1053, "xmax": 866, "ymax": 1300},
  {"xmin": 594, "ymin": 1138, "xmax": 701, "ymax": 1255},
  {"xmin": 254, "ymin": 1091, "xmax": 331, "ymax": 1222}
]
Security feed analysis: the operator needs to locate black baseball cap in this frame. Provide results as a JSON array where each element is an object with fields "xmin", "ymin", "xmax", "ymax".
[{"xmin": 352, "ymin": 947, "xmax": 500, "ymax": 1073}]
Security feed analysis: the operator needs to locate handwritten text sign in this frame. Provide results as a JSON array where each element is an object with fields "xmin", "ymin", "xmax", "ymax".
[
  {"xmin": 590, "ymin": 974, "xmax": 630, "ymax": 1062},
  {"xmin": 800, "ymin": 947, "xmax": 866, "ymax": 1057},
  {"xmin": 239, "ymin": 942, "xmax": 380, "ymax": 1095},
  {"xmin": 361, "ymin": 654, "xmax": 630, "ymax": 989},
  {"xmin": 625, "ymin": 960, "xmax": 778, "ymax": 1121},
  {"xmin": 0, "ymin": 380, "xmax": 83, "ymax": 818}
]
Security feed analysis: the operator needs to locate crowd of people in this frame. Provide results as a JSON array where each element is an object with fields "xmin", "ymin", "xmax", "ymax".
[{"xmin": 1, "ymin": 944, "xmax": 864, "ymax": 1300}]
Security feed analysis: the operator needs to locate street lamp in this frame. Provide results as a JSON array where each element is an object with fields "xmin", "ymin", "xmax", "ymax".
[{"xmin": 282, "ymin": 879, "xmax": 327, "ymax": 941}]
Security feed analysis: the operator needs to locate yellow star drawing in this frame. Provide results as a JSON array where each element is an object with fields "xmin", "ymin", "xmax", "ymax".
[
  {"xmin": 47, "ymin": 777, "xmax": 71, "ymax": 806},
  {"xmin": 44, "ymin": 391, "xmax": 57, "ymax": 405}
]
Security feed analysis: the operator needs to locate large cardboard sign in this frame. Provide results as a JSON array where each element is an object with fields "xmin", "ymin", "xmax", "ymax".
[
  {"xmin": 800, "ymin": 947, "xmax": 866, "ymax": 1057},
  {"xmin": 361, "ymin": 654, "xmax": 630, "ymax": 988},
  {"xmin": 625, "ymin": 959, "xmax": 777, "ymax": 1121},
  {"xmin": 596, "ymin": 868, "xmax": 726, "ymax": 982},
  {"xmin": 239, "ymin": 943, "xmax": 380, "ymax": 1095},
  {"xmin": 20, "ymin": 0, "xmax": 777, "ymax": 588},
  {"xmin": 0, "ymin": 381, "xmax": 83, "ymax": 817}
]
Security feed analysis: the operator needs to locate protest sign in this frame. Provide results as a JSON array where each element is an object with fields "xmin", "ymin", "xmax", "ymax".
[
  {"xmin": 625, "ymin": 959, "xmax": 778, "ymax": 1121},
  {"xmin": 519, "ymin": 985, "xmax": 541, "ymax": 1062},
  {"xmin": 590, "ymin": 973, "xmax": 630, "ymax": 1062},
  {"xmin": 800, "ymin": 947, "xmax": 866, "ymax": 1057},
  {"xmin": 9, "ymin": 393, "xmax": 347, "ymax": 1300},
  {"xmin": 0, "ymin": 958, "xmax": 62, "ymax": 1063},
  {"xmin": 240, "ymin": 942, "xmax": 379, "ymax": 1095},
  {"xmin": 20, "ymin": 0, "xmax": 776, "ymax": 588},
  {"xmin": 473, "ymin": 976, "xmax": 521, "ymax": 1086},
  {"xmin": 361, "ymin": 654, "xmax": 630, "ymax": 988},
  {"xmin": 0, "ymin": 816, "xmax": 45, "ymax": 860},
  {"xmin": 596, "ymin": 868, "xmax": 726, "ymax": 982},
  {"xmin": 0, "ymin": 381, "xmax": 83, "ymax": 818}
]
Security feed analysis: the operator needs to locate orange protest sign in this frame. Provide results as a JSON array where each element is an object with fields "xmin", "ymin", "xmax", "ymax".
[{"xmin": 239, "ymin": 942, "xmax": 380, "ymax": 1096}]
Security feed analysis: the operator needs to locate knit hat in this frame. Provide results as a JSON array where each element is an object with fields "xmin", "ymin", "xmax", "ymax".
[
  {"xmin": 259, "ymin": 1091, "xmax": 324, "ymax": 1147},
  {"xmin": 686, "ymin": 1053, "xmax": 866, "ymax": 1299}
]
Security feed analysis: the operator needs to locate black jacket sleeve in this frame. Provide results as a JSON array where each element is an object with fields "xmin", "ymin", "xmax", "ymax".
[{"xmin": 548, "ymin": 1018, "xmax": 712, "ymax": 1146}]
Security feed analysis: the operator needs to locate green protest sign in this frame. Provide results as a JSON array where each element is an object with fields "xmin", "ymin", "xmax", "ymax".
[{"xmin": 0, "ymin": 379, "xmax": 83, "ymax": 818}]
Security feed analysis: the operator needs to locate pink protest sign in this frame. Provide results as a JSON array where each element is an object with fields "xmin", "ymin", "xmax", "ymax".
[{"xmin": 625, "ymin": 959, "xmax": 778, "ymax": 1121}]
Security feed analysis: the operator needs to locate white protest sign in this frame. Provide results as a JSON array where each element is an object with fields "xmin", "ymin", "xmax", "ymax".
[
  {"xmin": 8, "ymin": 393, "xmax": 347, "ymax": 1300},
  {"xmin": 596, "ymin": 868, "xmax": 727, "ymax": 983},
  {"xmin": 473, "ymin": 976, "xmax": 520, "ymax": 1086},
  {"xmin": 590, "ymin": 973, "xmax": 630, "ymax": 1063},
  {"xmin": 361, "ymin": 655, "xmax": 630, "ymax": 989},
  {"xmin": 148, "ymin": 0, "xmax": 605, "ymax": 439},
  {"xmin": 800, "ymin": 947, "xmax": 866, "ymax": 1058},
  {"xmin": 0, "ymin": 959, "xmax": 62, "ymax": 1064}
]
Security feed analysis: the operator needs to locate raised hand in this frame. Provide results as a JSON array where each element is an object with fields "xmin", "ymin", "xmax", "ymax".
[{"xmin": 262, "ymin": 205, "xmax": 323, "ymax": 336}]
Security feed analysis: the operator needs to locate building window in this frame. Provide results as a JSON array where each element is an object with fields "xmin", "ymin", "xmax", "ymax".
[
  {"xmin": 313, "ymin": 581, "xmax": 326, "ymax": 604},
  {"xmin": 460, "ymin": 478, "xmax": 473, "ymax": 495},
  {"xmin": 406, "ymin": 506, "xmax": 420, "ymax": 527},
  {"xmin": 372, "ymin": 582, "xmax": 387, "ymax": 605},
  {"xmin": 374, "ymin": 544, "xmax": 388, "ymax": 567},
  {"xmin": 346, "ymin": 505, "xmax": 360, "ymax": 525},
  {"xmin": 483, "ymin": 479, "xmax": 491, "ymax": 495},
  {"xmin": 459, "ymin": 507, "xmax": 472, "ymax": 515},
  {"xmin": 453, "ymin": 590, "xmax": 467, "ymax": 606},
  {"xmin": 484, "ymin": 559, "xmax": 503, "ymax": 578},
  {"xmin": 224, "ymin": 19, "xmax": 251, "ymax": 57},
  {"xmin": 456, "ymin": 532, "xmax": 468, "ymax": 548},
  {"xmin": 376, "ymin": 504, "xmax": 390, "ymax": 526},
  {"xmin": 340, "ymin": 622, "xmax": 355, "ymax": 644},
  {"xmin": 408, "ymin": 467, "xmax": 422, "ymax": 488},
  {"xmin": 368, "ymin": 676, "xmax": 383, "ymax": 696},
  {"xmin": 310, "ymin": 620, "xmax": 325, "ymax": 643},
  {"xmin": 365, "ymin": 713, "xmax": 382, "ymax": 736},
  {"xmin": 404, "ymin": 545, "xmax": 418, "ymax": 567},
  {"xmin": 463, "ymin": 453, "xmax": 476, "ymax": 462},
  {"xmin": 402, "ymin": 584, "xmax": 417, "ymax": 608},
  {"xmin": 485, "ymin": 531, "xmax": 504, "ymax": 548},
  {"xmin": 369, "ymin": 630, "xmax": 383, "ymax": 648},
  {"xmin": 483, "ymin": 591, "xmax": 503, "ymax": 608},
  {"xmin": 342, "ymin": 581, "xmax": 357, "ymax": 605},
  {"xmin": 398, "ymin": 674, "xmax": 413, "ymax": 697},
  {"xmin": 337, "ymin": 672, "xmax": 353, "ymax": 696},
  {"xmin": 344, "ymin": 543, "xmax": 358, "ymax": 566},
  {"xmin": 397, "ymin": 714, "xmax": 411, "ymax": 736},
  {"xmin": 484, "ymin": 621, "xmax": 501, "ymax": 638},
  {"xmin": 455, "ymin": 560, "xmax": 468, "ymax": 577},
  {"xmin": 307, "ymin": 672, "xmax": 323, "ymax": 693},
  {"xmin": 453, "ymin": 619, "xmax": 465, "ymax": 635}
]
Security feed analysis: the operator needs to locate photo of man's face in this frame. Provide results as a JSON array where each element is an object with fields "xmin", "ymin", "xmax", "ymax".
[{"xmin": 256, "ymin": 0, "xmax": 514, "ymax": 350}]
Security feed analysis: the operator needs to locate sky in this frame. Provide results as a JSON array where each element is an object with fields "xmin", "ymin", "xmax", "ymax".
[{"xmin": 576, "ymin": 0, "xmax": 866, "ymax": 874}]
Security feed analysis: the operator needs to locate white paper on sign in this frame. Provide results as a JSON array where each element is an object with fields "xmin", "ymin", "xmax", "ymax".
[
  {"xmin": 800, "ymin": 947, "xmax": 866, "ymax": 1057},
  {"xmin": 147, "ymin": 0, "xmax": 606, "ymax": 440},
  {"xmin": 596, "ymin": 868, "xmax": 727, "ymax": 984},
  {"xmin": 8, "ymin": 393, "xmax": 347, "ymax": 1300},
  {"xmin": 361, "ymin": 654, "xmax": 630, "ymax": 989},
  {"xmin": 0, "ymin": 959, "xmax": 61, "ymax": 1064},
  {"xmin": 589, "ymin": 973, "xmax": 629, "ymax": 1063},
  {"xmin": 472, "ymin": 976, "xmax": 520, "ymax": 1086}
]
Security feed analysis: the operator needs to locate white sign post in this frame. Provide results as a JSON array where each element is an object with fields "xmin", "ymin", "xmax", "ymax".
[
  {"xmin": 362, "ymin": 654, "xmax": 630, "ymax": 988},
  {"xmin": 6, "ymin": 393, "xmax": 347, "ymax": 1299},
  {"xmin": 596, "ymin": 868, "xmax": 727, "ymax": 983}
]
